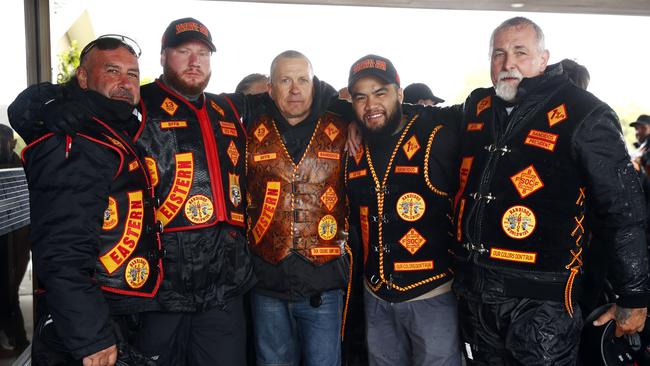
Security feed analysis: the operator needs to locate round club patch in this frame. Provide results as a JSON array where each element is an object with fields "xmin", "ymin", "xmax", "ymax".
[
  {"xmin": 184, "ymin": 194, "xmax": 214, "ymax": 224},
  {"xmin": 102, "ymin": 197, "xmax": 118, "ymax": 230},
  {"xmin": 396, "ymin": 192, "xmax": 426, "ymax": 222},
  {"xmin": 501, "ymin": 205, "xmax": 537, "ymax": 239},
  {"xmin": 125, "ymin": 256, "xmax": 150, "ymax": 289},
  {"xmin": 318, "ymin": 215, "xmax": 338, "ymax": 241}
]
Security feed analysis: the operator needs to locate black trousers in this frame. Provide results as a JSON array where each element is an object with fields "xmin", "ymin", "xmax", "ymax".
[{"xmin": 135, "ymin": 295, "xmax": 246, "ymax": 366}]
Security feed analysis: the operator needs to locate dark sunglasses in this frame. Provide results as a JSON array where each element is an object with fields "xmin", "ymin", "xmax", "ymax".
[{"xmin": 79, "ymin": 34, "xmax": 142, "ymax": 63}]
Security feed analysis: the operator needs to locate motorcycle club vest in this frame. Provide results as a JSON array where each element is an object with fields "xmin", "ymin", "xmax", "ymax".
[
  {"xmin": 454, "ymin": 85, "xmax": 603, "ymax": 310},
  {"xmin": 347, "ymin": 114, "xmax": 454, "ymax": 302},
  {"xmin": 137, "ymin": 80, "xmax": 246, "ymax": 232},
  {"xmin": 26, "ymin": 117, "xmax": 163, "ymax": 297},
  {"xmin": 246, "ymin": 113, "xmax": 348, "ymax": 265}
]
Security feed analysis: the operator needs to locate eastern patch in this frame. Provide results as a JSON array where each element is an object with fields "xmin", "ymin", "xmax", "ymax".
[
  {"xmin": 184, "ymin": 194, "xmax": 214, "ymax": 224},
  {"xmin": 501, "ymin": 205, "xmax": 536, "ymax": 239},
  {"xmin": 99, "ymin": 191, "xmax": 144, "ymax": 274},
  {"xmin": 252, "ymin": 182, "xmax": 281, "ymax": 244},
  {"xmin": 318, "ymin": 215, "xmax": 338, "ymax": 241},
  {"xmin": 161, "ymin": 97, "xmax": 179, "ymax": 116},
  {"xmin": 157, "ymin": 153, "xmax": 194, "ymax": 226},
  {"xmin": 510, "ymin": 165, "xmax": 544, "ymax": 199},
  {"xmin": 396, "ymin": 192, "xmax": 426, "ymax": 222},
  {"xmin": 399, "ymin": 228, "xmax": 427, "ymax": 255},
  {"xmin": 125, "ymin": 256, "xmax": 149, "ymax": 289}
]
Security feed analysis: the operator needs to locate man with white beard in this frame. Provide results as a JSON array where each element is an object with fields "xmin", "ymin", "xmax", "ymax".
[{"xmin": 452, "ymin": 16, "xmax": 649, "ymax": 365}]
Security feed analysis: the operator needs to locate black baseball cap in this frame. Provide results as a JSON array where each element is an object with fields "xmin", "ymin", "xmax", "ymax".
[
  {"xmin": 348, "ymin": 54, "xmax": 400, "ymax": 90},
  {"xmin": 630, "ymin": 114, "xmax": 650, "ymax": 127},
  {"xmin": 161, "ymin": 17, "xmax": 216, "ymax": 52},
  {"xmin": 403, "ymin": 83, "xmax": 445, "ymax": 105}
]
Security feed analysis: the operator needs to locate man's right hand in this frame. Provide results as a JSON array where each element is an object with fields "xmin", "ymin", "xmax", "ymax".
[{"xmin": 83, "ymin": 344, "xmax": 117, "ymax": 366}]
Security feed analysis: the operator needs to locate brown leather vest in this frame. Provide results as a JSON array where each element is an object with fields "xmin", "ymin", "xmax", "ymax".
[{"xmin": 246, "ymin": 112, "xmax": 348, "ymax": 265}]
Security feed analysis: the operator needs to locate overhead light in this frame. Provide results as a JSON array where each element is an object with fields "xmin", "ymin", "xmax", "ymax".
[{"xmin": 511, "ymin": 3, "xmax": 525, "ymax": 8}]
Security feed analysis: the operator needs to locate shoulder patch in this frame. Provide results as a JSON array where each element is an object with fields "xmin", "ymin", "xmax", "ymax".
[
  {"xmin": 323, "ymin": 122, "xmax": 340, "ymax": 142},
  {"xmin": 476, "ymin": 96, "xmax": 491, "ymax": 116},
  {"xmin": 210, "ymin": 100, "xmax": 225, "ymax": 116},
  {"xmin": 547, "ymin": 104, "xmax": 568, "ymax": 127}
]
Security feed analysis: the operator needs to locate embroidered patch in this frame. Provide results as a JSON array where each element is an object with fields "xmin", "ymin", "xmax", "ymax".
[
  {"xmin": 490, "ymin": 248, "xmax": 537, "ymax": 264},
  {"xmin": 510, "ymin": 165, "xmax": 544, "ymax": 199},
  {"xmin": 184, "ymin": 194, "xmax": 214, "ymax": 224},
  {"xmin": 253, "ymin": 153, "xmax": 277, "ymax": 162},
  {"xmin": 524, "ymin": 129, "xmax": 559, "ymax": 152},
  {"xmin": 320, "ymin": 186, "xmax": 338, "ymax": 212},
  {"xmin": 476, "ymin": 96, "xmax": 491, "ymax": 116},
  {"xmin": 104, "ymin": 135, "xmax": 126, "ymax": 151},
  {"xmin": 501, "ymin": 205, "xmax": 537, "ymax": 239},
  {"xmin": 99, "ymin": 191, "xmax": 144, "ymax": 274},
  {"xmin": 227, "ymin": 140, "xmax": 240, "ymax": 166},
  {"xmin": 157, "ymin": 153, "xmax": 194, "ymax": 226},
  {"xmin": 467, "ymin": 122, "xmax": 484, "ymax": 132},
  {"xmin": 161, "ymin": 97, "xmax": 179, "ymax": 116},
  {"xmin": 394, "ymin": 260, "xmax": 434, "ymax": 272},
  {"xmin": 354, "ymin": 145, "xmax": 364, "ymax": 165},
  {"xmin": 311, "ymin": 247, "xmax": 342, "ymax": 256},
  {"xmin": 323, "ymin": 122, "xmax": 340, "ymax": 142},
  {"xmin": 402, "ymin": 135, "xmax": 421, "ymax": 160},
  {"xmin": 229, "ymin": 173, "xmax": 242, "ymax": 207},
  {"xmin": 145, "ymin": 157, "xmax": 159, "ymax": 187},
  {"xmin": 360, "ymin": 206, "xmax": 369, "ymax": 264},
  {"xmin": 399, "ymin": 228, "xmax": 427, "ymax": 255},
  {"xmin": 128, "ymin": 160, "xmax": 139, "ymax": 171},
  {"xmin": 254, "ymin": 123, "xmax": 270, "ymax": 143},
  {"xmin": 547, "ymin": 104, "xmax": 568, "ymax": 127},
  {"xmin": 231, "ymin": 212, "xmax": 244, "ymax": 223},
  {"xmin": 220, "ymin": 121, "xmax": 238, "ymax": 137},
  {"xmin": 395, "ymin": 166, "xmax": 419, "ymax": 174},
  {"xmin": 102, "ymin": 197, "xmax": 118, "ymax": 230},
  {"xmin": 455, "ymin": 157, "xmax": 474, "ymax": 208},
  {"xmin": 210, "ymin": 100, "xmax": 225, "ymax": 116},
  {"xmin": 317, "ymin": 151, "xmax": 340, "ymax": 160},
  {"xmin": 318, "ymin": 214, "xmax": 338, "ymax": 241},
  {"xmin": 349, "ymin": 169, "xmax": 367, "ymax": 179},
  {"xmin": 160, "ymin": 121, "xmax": 187, "ymax": 129},
  {"xmin": 252, "ymin": 181, "xmax": 281, "ymax": 244},
  {"xmin": 456, "ymin": 199, "xmax": 466, "ymax": 242},
  {"xmin": 125, "ymin": 256, "xmax": 149, "ymax": 289},
  {"xmin": 396, "ymin": 192, "xmax": 426, "ymax": 222}
]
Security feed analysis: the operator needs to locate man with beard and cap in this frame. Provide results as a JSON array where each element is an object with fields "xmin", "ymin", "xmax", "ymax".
[
  {"xmin": 8, "ymin": 35, "xmax": 161, "ymax": 366},
  {"xmin": 346, "ymin": 54, "xmax": 462, "ymax": 366},
  {"xmin": 453, "ymin": 17, "xmax": 649, "ymax": 365},
  {"xmin": 245, "ymin": 50, "xmax": 351, "ymax": 366}
]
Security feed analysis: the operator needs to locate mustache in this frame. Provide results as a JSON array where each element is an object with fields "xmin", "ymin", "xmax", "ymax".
[
  {"xmin": 498, "ymin": 69, "xmax": 523, "ymax": 81},
  {"xmin": 110, "ymin": 89, "xmax": 135, "ymax": 103}
]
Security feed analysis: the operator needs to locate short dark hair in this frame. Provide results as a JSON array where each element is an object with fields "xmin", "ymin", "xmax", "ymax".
[
  {"xmin": 560, "ymin": 59, "xmax": 590, "ymax": 90},
  {"xmin": 235, "ymin": 73, "xmax": 268, "ymax": 94}
]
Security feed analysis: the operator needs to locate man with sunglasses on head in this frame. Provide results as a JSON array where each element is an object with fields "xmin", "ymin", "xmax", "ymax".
[{"xmin": 9, "ymin": 36, "xmax": 161, "ymax": 366}]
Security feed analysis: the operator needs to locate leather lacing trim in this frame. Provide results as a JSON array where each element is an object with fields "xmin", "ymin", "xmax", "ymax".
[
  {"xmin": 564, "ymin": 187, "xmax": 587, "ymax": 316},
  {"xmin": 341, "ymin": 243, "xmax": 353, "ymax": 340}
]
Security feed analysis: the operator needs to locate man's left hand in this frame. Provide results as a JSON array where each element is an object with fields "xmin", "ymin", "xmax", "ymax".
[{"xmin": 593, "ymin": 304, "xmax": 647, "ymax": 337}]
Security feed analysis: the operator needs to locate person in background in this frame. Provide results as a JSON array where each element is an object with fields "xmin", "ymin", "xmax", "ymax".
[
  {"xmin": 236, "ymin": 73, "xmax": 269, "ymax": 95},
  {"xmin": 559, "ymin": 58, "xmax": 590, "ymax": 90},
  {"xmin": 403, "ymin": 83, "xmax": 444, "ymax": 106}
]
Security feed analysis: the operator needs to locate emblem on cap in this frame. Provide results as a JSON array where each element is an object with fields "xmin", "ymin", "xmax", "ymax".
[
  {"xmin": 125, "ymin": 257, "xmax": 150, "ymax": 289},
  {"xmin": 184, "ymin": 194, "xmax": 214, "ymax": 224},
  {"xmin": 396, "ymin": 192, "xmax": 426, "ymax": 222},
  {"xmin": 501, "ymin": 205, "xmax": 536, "ymax": 239},
  {"xmin": 318, "ymin": 215, "xmax": 338, "ymax": 241}
]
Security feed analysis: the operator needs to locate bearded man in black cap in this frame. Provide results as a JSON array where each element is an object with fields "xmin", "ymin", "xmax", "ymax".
[{"xmin": 346, "ymin": 54, "xmax": 462, "ymax": 366}]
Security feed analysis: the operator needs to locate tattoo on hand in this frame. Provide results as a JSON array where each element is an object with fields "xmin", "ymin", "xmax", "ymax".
[{"xmin": 615, "ymin": 307, "xmax": 633, "ymax": 324}]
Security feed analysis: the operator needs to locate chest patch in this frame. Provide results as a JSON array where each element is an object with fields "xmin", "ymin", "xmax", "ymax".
[
  {"xmin": 324, "ymin": 122, "xmax": 340, "ymax": 142},
  {"xmin": 184, "ymin": 194, "xmax": 214, "ymax": 224},
  {"xmin": 210, "ymin": 100, "xmax": 225, "ymax": 116},
  {"xmin": 467, "ymin": 122, "xmax": 484, "ymax": 132},
  {"xmin": 320, "ymin": 186, "xmax": 338, "ymax": 212},
  {"xmin": 220, "ymin": 121, "xmax": 238, "ymax": 137},
  {"xmin": 396, "ymin": 192, "xmax": 426, "ymax": 222},
  {"xmin": 254, "ymin": 123, "xmax": 270, "ymax": 143},
  {"xmin": 476, "ymin": 96, "xmax": 491, "ymax": 116},
  {"xmin": 501, "ymin": 205, "xmax": 536, "ymax": 239},
  {"xmin": 160, "ymin": 121, "xmax": 187, "ymax": 129},
  {"xmin": 318, "ymin": 215, "xmax": 338, "ymax": 241},
  {"xmin": 399, "ymin": 228, "xmax": 427, "ymax": 255},
  {"xmin": 125, "ymin": 256, "xmax": 150, "ymax": 289},
  {"xmin": 510, "ymin": 165, "xmax": 544, "ymax": 199},
  {"xmin": 145, "ymin": 157, "xmax": 159, "ymax": 187},
  {"xmin": 524, "ymin": 130, "xmax": 559, "ymax": 152},
  {"xmin": 227, "ymin": 140, "xmax": 240, "ymax": 166},
  {"xmin": 547, "ymin": 104, "xmax": 568, "ymax": 127},
  {"xmin": 402, "ymin": 135, "xmax": 421, "ymax": 160},
  {"xmin": 161, "ymin": 98, "xmax": 179, "ymax": 116},
  {"xmin": 229, "ymin": 174, "xmax": 242, "ymax": 207},
  {"xmin": 103, "ymin": 197, "xmax": 118, "ymax": 230},
  {"xmin": 354, "ymin": 146, "xmax": 364, "ymax": 165}
]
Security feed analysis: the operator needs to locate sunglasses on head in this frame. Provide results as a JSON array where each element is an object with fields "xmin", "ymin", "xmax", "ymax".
[{"xmin": 79, "ymin": 34, "xmax": 142, "ymax": 63}]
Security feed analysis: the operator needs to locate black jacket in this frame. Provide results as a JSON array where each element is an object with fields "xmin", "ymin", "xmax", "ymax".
[
  {"xmin": 10, "ymin": 81, "xmax": 156, "ymax": 358},
  {"xmin": 455, "ymin": 64, "xmax": 649, "ymax": 308}
]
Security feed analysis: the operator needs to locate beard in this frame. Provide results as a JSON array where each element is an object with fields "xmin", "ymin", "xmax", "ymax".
[
  {"xmin": 494, "ymin": 69, "xmax": 523, "ymax": 102},
  {"xmin": 361, "ymin": 99, "xmax": 403, "ymax": 137},
  {"xmin": 163, "ymin": 63, "xmax": 211, "ymax": 97}
]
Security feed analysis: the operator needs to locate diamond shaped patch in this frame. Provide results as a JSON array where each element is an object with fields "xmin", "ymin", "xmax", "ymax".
[
  {"xmin": 399, "ymin": 228, "xmax": 427, "ymax": 255},
  {"xmin": 161, "ymin": 98, "xmax": 178, "ymax": 116},
  {"xmin": 547, "ymin": 104, "xmax": 568, "ymax": 127},
  {"xmin": 227, "ymin": 140, "xmax": 240, "ymax": 166},
  {"xmin": 254, "ymin": 123, "xmax": 270, "ymax": 143},
  {"xmin": 320, "ymin": 186, "xmax": 338, "ymax": 212},
  {"xmin": 402, "ymin": 135, "xmax": 420, "ymax": 160},
  {"xmin": 324, "ymin": 122, "xmax": 339, "ymax": 142},
  {"xmin": 510, "ymin": 165, "xmax": 544, "ymax": 199}
]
